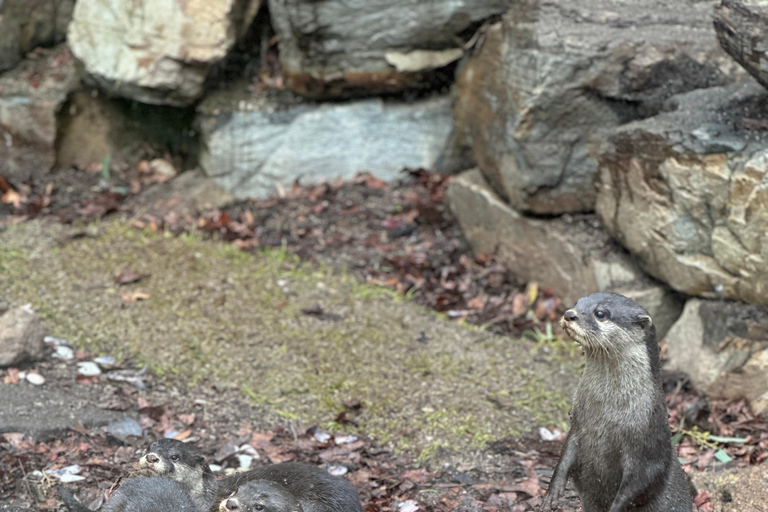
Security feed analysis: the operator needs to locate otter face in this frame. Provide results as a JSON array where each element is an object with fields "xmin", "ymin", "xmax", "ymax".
[
  {"xmin": 560, "ymin": 292, "xmax": 653, "ymax": 356},
  {"xmin": 219, "ymin": 481, "xmax": 303, "ymax": 512},
  {"xmin": 137, "ymin": 438, "xmax": 209, "ymax": 494}
]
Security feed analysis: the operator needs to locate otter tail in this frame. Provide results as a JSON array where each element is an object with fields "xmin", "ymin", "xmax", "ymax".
[{"xmin": 58, "ymin": 486, "xmax": 95, "ymax": 512}]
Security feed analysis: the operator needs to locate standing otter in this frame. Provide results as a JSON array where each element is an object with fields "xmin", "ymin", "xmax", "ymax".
[
  {"xmin": 541, "ymin": 293, "xmax": 692, "ymax": 512},
  {"xmin": 218, "ymin": 480, "xmax": 303, "ymax": 512},
  {"xmin": 60, "ymin": 477, "xmax": 196, "ymax": 512},
  {"xmin": 139, "ymin": 439, "xmax": 362, "ymax": 512}
]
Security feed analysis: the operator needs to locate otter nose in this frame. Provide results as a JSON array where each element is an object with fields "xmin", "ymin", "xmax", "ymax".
[
  {"xmin": 564, "ymin": 309, "xmax": 578, "ymax": 322},
  {"xmin": 145, "ymin": 453, "xmax": 159, "ymax": 464},
  {"xmin": 226, "ymin": 499, "xmax": 240, "ymax": 510}
]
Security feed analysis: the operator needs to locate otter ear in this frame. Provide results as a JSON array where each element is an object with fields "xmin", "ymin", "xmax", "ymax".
[
  {"xmin": 636, "ymin": 314, "xmax": 653, "ymax": 328},
  {"xmin": 195, "ymin": 455, "xmax": 206, "ymax": 465}
]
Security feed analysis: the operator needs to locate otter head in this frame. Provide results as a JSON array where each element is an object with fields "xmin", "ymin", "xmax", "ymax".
[
  {"xmin": 219, "ymin": 481, "xmax": 303, "ymax": 512},
  {"xmin": 137, "ymin": 438, "xmax": 213, "ymax": 496},
  {"xmin": 561, "ymin": 293, "xmax": 658, "ymax": 368}
]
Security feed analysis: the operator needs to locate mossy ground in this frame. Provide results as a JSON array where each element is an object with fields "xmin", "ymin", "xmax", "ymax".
[{"xmin": 0, "ymin": 220, "xmax": 579, "ymax": 463}]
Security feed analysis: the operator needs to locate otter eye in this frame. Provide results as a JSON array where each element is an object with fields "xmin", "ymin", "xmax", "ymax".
[
  {"xmin": 170, "ymin": 454, "xmax": 179, "ymax": 461},
  {"xmin": 594, "ymin": 309, "xmax": 608, "ymax": 320},
  {"xmin": 255, "ymin": 506, "xmax": 265, "ymax": 511}
]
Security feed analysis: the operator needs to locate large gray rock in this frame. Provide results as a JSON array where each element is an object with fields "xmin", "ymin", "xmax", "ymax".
[
  {"xmin": 447, "ymin": 169, "xmax": 683, "ymax": 337},
  {"xmin": 0, "ymin": 306, "xmax": 47, "ymax": 368},
  {"xmin": 198, "ymin": 89, "xmax": 453, "ymax": 199},
  {"xmin": 0, "ymin": 0, "xmax": 75, "ymax": 73},
  {"xmin": 665, "ymin": 298, "xmax": 768, "ymax": 417},
  {"xmin": 596, "ymin": 81, "xmax": 768, "ymax": 304},
  {"xmin": 714, "ymin": 0, "xmax": 768, "ymax": 91},
  {"xmin": 268, "ymin": 0, "xmax": 509, "ymax": 98},
  {"xmin": 67, "ymin": 0, "xmax": 261, "ymax": 106},
  {"xmin": 0, "ymin": 45, "xmax": 79, "ymax": 184},
  {"xmin": 452, "ymin": 0, "xmax": 739, "ymax": 215}
]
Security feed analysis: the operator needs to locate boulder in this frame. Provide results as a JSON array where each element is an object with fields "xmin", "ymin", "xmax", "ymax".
[
  {"xmin": 596, "ymin": 81, "xmax": 768, "ymax": 304},
  {"xmin": 665, "ymin": 298, "xmax": 768, "ymax": 417},
  {"xmin": 0, "ymin": 306, "xmax": 47, "ymax": 368},
  {"xmin": 197, "ymin": 88, "xmax": 453, "ymax": 199},
  {"xmin": 0, "ymin": 45, "xmax": 79, "ymax": 184},
  {"xmin": 267, "ymin": 0, "xmax": 509, "ymax": 98},
  {"xmin": 714, "ymin": 0, "xmax": 768, "ymax": 91},
  {"xmin": 67, "ymin": 0, "xmax": 262, "ymax": 106},
  {"xmin": 691, "ymin": 457, "xmax": 768, "ymax": 511},
  {"xmin": 55, "ymin": 89, "xmax": 196, "ymax": 170},
  {"xmin": 0, "ymin": 0, "xmax": 75, "ymax": 73},
  {"xmin": 452, "ymin": 0, "xmax": 739, "ymax": 215},
  {"xmin": 447, "ymin": 169, "xmax": 683, "ymax": 337}
]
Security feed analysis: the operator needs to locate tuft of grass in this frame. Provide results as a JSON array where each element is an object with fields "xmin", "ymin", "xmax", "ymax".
[{"xmin": 101, "ymin": 153, "xmax": 112, "ymax": 181}]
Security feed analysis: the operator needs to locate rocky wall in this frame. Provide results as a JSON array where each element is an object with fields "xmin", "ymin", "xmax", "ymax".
[{"xmin": 451, "ymin": 0, "xmax": 739, "ymax": 215}]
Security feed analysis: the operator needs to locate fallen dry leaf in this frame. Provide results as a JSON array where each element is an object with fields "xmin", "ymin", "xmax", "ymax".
[
  {"xmin": 115, "ymin": 268, "xmax": 150, "ymax": 286},
  {"xmin": 3, "ymin": 368, "xmax": 20, "ymax": 384},
  {"xmin": 172, "ymin": 429, "xmax": 192, "ymax": 440},
  {"xmin": 509, "ymin": 465, "xmax": 542, "ymax": 497},
  {"xmin": 120, "ymin": 290, "xmax": 151, "ymax": 303},
  {"xmin": 1, "ymin": 188, "xmax": 23, "ymax": 208}
]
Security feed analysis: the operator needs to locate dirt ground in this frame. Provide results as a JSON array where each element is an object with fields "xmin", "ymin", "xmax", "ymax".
[{"xmin": 1, "ymin": 167, "xmax": 766, "ymax": 512}]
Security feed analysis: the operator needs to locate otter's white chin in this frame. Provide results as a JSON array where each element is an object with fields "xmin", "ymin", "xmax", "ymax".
[{"xmin": 560, "ymin": 322, "xmax": 584, "ymax": 345}]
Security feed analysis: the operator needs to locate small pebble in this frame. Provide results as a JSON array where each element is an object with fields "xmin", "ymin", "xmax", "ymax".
[
  {"xmin": 77, "ymin": 362, "xmax": 102, "ymax": 377},
  {"xmin": 46, "ymin": 465, "xmax": 82, "ymax": 478},
  {"xmin": 108, "ymin": 417, "xmax": 143, "ymax": 440},
  {"xmin": 238, "ymin": 444, "xmax": 259, "ymax": 458},
  {"xmin": 237, "ymin": 454, "xmax": 253, "ymax": 469},
  {"xmin": 94, "ymin": 356, "xmax": 116, "ymax": 368},
  {"xmin": 334, "ymin": 435, "xmax": 357, "ymax": 445},
  {"xmin": 313, "ymin": 429, "xmax": 331, "ymax": 443},
  {"xmin": 52, "ymin": 345, "xmax": 75, "ymax": 360},
  {"xmin": 327, "ymin": 465, "xmax": 348, "ymax": 476},
  {"xmin": 539, "ymin": 427, "xmax": 561, "ymax": 441},
  {"xmin": 46, "ymin": 336, "xmax": 75, "ymax": 360},
  {"xmin": 26, "ymin": 373, "xmax": 45, "ymax": 386},
  {"xmin": 399, "ymin": 500, "xmax": 419, "ymax": 512},
  {"xmin": 209, "ymin": 464, "xmax": 222, "ymax": 473},
  {"xmin": 59, "ymin": 474, "xmax": 87, "ymax": 483}
]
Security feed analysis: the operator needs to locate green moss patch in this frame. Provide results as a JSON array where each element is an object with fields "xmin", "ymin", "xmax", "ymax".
[{"xmin": 0, "ymin": 221, "xmax": 579, "ymax": 462}]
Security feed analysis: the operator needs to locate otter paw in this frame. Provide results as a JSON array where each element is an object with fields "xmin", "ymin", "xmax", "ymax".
[{"xmin": 540, "ymin": 485, "xmax": 563, "ymax": 510}]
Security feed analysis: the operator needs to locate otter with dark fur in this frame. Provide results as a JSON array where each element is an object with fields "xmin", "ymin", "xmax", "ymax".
[
  {"xmin": 60, "ymin": 477, "xmax": 197, "ymax": 512},
  {"xmin": 218, "ymin": 463, "xmax": 363, "ymax": 512},
  {"xmin": 139, "ymin": 439, "xmax": 362, "ymax": 512},
  {"xmin": 137, "ymin": 438, "xmax": 218, "ymax": 512},
  {"xmin": 218, "ymin": 480, "xmax": 303, "ymax": 512},
  {"xmin": 541, "ymin": 293, "xmax": 692, "ymax": 512}
]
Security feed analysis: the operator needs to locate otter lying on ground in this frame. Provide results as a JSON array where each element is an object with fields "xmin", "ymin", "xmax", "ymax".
[
  {"xmin": 137, "ymin": 438, "xmax": 218, "ymax": 512},
  {"xmin": 60, "ymin": 477, "xmax": 196, "ymax": 512},
  {"xmin": 218, "ymin": 480, "xmax": 303, "ymax": 512},
  {"xmin": 541, "ymin": 292, "xmax": 693, "ymax": 512},
  {"xmin": 217, "ymin": 462, "xmax": 363, "ymax": 512},
  {"xmin": 140, "ymin": 439, "xmax": 363, "ymax": 512}
]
